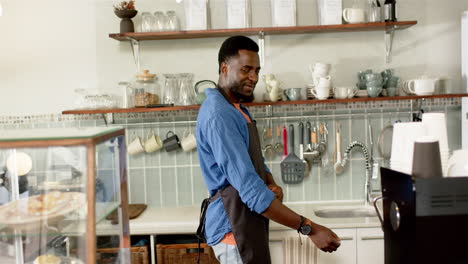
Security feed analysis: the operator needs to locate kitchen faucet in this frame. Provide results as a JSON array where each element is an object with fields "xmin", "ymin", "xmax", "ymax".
[
  {"xmin": 337, "ymin": 141, "xmax": 373, "ymax": 205},
  {"xmin": 334, "ymin": 124, "xmax": 378, "ymax": 206},
  {"xmin": 335, "ymin": 124, "xmax": 379, "ymax": 205}
]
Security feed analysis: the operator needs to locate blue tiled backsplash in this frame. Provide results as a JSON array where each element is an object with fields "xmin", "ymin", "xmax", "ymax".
[{"xmin": 0, "ymin": 98, "xmax": 462, "ymax": 207}]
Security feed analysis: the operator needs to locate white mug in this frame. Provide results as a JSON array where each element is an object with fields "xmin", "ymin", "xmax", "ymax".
[
  {"xmin": 333, "ymin": 86, "xmax": 356, "ymax": 99},
  {"xmin": 343, "ymin": 8, "xmax": 366, "ymax": 24},
  {"xmin": 128, "ymin": 133, "xmax": 145, "ymax": 155},
  {"xmin": 6, "ymin": 152, "xmax": 32, "ymax": 176},
  {"xmin": 313, "ymin": 74, "xmax": 332, "ymax": 87},
  {"xmin": 316, "ymin": 76, "xmax": 332, "ymax": 87},
  {"xmin": 181, "ymin": 130, "xmax": 197, "ymax": 152},
  {"xmin": 144, "ymin": 130, "xmax": 163, "ymax": 153},
  {"xmin": 309, "ymin": 63, "xmax": 331, "ymax": 77},
  {"xmin": 312, "ymin": 85, "xmax": 330, "ymax": 100}
]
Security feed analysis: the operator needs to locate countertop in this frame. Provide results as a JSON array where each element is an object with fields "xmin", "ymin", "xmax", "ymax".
[{"xmin": 95, "ymin": 201, "xmax": 382, "ymax": 236}]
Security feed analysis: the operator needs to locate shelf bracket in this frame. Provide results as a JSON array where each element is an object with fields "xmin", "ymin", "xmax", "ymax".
[
  {"xmin": 102, "ymin": 113, "xmax": 114, "ymax": 125},
  {"xmin": 384, "ymin": 26, "xmax": 395, "ymax": 63},
  {"xmin": 128, "ymin": 37, "xmax": 141, "ymax": 73},
  {"xmin": 258, "ymin": 31, "xmax": 265, "ymax": 68}
]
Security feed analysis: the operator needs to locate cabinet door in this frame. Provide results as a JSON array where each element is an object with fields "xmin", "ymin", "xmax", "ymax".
[
  {"xmin": 356, "ymin": 228, "xmax": 384, "ymax": 264},
  {"xmin": 269, "ymin": 240, "xmax": 284, "ymax": 264},
  {"xmin": 270, "ymin": 230, "xmax": 316, "ymax": 264},
  {"xmin": 316, "ymin": 228, "xmax": 356, "ymax": 264}
]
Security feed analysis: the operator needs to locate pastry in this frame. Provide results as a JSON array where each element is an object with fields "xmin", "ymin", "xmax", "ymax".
[
  {"xmin": 34, "ymin": 254, "xmax": 61, "ymax": 264},
  {"xmin": 27, "ymin": 191, "xmax": 68, "ymax": 215}
]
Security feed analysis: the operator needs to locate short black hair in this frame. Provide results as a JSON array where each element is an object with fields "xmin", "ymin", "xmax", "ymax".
[{"xmin": 218, "ymin": 36, "xmax": 259, "ymax": 73}]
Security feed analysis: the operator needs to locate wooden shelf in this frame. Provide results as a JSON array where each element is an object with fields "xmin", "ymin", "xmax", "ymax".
[
  {"xmin": 62, "ymin": 93, "xmax": 467, "ymax": 115},
  {"xmin": 63, "ymin": 105, "xmax": 201, "ymax": 115},
  {"xmin": 109, "ymin": 21, "xmax": 417, "ymax": 41}
]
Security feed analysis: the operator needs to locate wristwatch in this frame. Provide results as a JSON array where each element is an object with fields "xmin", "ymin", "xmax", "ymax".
[{"xmin": 297, "ymin": 215, "xmax": 312, "ymax": 235}]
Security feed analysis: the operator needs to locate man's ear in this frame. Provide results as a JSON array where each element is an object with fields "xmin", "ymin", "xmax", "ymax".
[{"xmin": 220, "ymin": 62, "xmax": 228, "ymax": 75}]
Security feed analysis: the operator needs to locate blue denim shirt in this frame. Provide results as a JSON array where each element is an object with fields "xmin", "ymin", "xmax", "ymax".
[{"xmin": 196, "ymin": 88, "xmax": 275, "ymax": 245}]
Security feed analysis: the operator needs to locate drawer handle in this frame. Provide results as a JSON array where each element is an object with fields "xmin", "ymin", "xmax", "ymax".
[
  {"xmin": 339, "ymin": 236, "xmax": 354, "ymax": 241},
  {"xmin": 361, "ymin": 236, "xmax": 384, "ymax": 240}
]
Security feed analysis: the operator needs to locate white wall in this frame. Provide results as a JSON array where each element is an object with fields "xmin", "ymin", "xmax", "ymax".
[
  {"xmin": 1, "ymin": 0, "xmax": 467, "ymax": 115},
  {"xmin": 0, "ymin": 0, "xmax": 97, "ymax": 115}
]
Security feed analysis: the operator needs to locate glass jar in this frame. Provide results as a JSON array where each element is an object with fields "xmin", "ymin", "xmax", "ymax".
[
  {"xmin": 118, "ymin": 81, "xmax": 135, "ymax": 108},
  {"xmin": 166, "ymin": 11, "xmax": 180, "ymax": 31},
  {"xmin": 132, "ymin": 70, "xmax": 160, "ymax": 107},
  {"xmin": 141, "ymin": 12, "xmax": 155, "ymax": 32},
  {"xmin": 153, "ymin": 11, "xmax": 167, "ymax": 32}
]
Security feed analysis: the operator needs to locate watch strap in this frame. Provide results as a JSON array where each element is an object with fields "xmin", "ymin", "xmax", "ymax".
[{"xmin": 297, "ymin": 215, "xmax": 306, "ymax": 233}]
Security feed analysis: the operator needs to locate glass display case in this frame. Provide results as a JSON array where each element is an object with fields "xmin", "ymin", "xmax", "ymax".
[{"xmin": 0, "ymin": 127, "xmax": 130, "ymax": 264}]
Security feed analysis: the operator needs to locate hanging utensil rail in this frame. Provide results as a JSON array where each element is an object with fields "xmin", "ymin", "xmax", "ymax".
[{"xmin": 105, "ymin": 109, "xmax": 421, "ymax": 127}]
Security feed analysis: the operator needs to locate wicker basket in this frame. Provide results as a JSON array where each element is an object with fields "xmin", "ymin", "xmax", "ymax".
[
  {"xmin": 96, "ymin": 246, "xmax": 149, "ymax": 264},
  {"xmin": 156, "ymin": 243, "xmax": 219, "ymax": 264}
]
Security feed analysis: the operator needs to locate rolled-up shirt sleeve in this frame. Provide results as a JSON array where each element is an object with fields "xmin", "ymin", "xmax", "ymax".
[{"xmin": 206, "ymin": 117, "xmax": 274, "ymax": 214}]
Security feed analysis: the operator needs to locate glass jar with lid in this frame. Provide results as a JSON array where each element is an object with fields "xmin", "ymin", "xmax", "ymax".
[{"xmin": 132, "ymin": 70, "xmax": 160, "ymax": 107}]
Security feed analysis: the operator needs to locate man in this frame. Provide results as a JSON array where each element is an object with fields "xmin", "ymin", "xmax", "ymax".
[{"xmin": 196, "ymin": 36, "xmax": 341, "ymax": 264}]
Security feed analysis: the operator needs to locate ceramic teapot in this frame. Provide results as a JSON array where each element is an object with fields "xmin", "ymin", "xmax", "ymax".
[
  {"xmin": 404, "ymin": 76, "xmax": 439, "ymax": 96},
  {"xmin": 194, "ymin": 80, "xmax": 217, "ymax": 104}
]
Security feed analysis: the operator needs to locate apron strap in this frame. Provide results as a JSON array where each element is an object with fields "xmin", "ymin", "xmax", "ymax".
[
  {"xmin": 196, "ymin": 191, "xmax": 223, "ymax": 242},
  {"xmin": 196, "ymin": 198, "xmax": 210, "ymax": 264}
]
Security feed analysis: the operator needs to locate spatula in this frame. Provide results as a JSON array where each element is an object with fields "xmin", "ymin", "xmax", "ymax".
[{"xmin": 281, "ymin": 124, "xmax": 306, "ymax": 184}]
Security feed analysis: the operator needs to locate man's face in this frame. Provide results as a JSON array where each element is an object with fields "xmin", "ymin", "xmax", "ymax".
[{"xmin": 222, "ymin": 50, "xmax": 261, "ymax": 102}]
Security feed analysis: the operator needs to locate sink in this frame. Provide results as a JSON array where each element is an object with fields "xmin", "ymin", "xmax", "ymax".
[{"xmin": 314, "ymin": 205, "xmax": 377, "ymax": 218}]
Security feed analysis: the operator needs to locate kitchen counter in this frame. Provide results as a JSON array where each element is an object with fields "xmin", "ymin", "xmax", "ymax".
[{"xmin": 95, "ymin": 201, "xmax": 382, "ymax": 236}]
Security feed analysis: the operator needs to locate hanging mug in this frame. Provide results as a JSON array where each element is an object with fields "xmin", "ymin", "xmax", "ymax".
[
  {"xmin": 163, "ymin": 131, "xmax": 181, "ymax": 152},
  {"xmin": 181, "ymin": 129, "xmax": 197, "ymax": 152},
  {"xmin": 144, "ymin": 129, "xmax": 163, "ymax": 153},
  {"xmin": 127, "ymin": 133, "xmax": 145, "ymax": 155}
]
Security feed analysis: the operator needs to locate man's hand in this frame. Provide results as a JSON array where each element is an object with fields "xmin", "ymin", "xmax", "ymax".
[
  {"xmin": 268, "ymin": 184, "xmax": 283, "ymax": 202},
  {"xmin": 306, "ymin": 219, "xmax": 341, "ymax": 253}
]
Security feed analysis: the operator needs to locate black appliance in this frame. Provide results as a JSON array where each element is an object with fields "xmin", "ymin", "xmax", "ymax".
[{"xmin": 377, "ymin": 168, "xmax": 468, "ymax": 264}]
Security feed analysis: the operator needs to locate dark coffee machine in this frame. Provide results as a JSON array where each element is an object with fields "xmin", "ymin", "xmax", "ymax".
[{"xmin": 376, "ymin": 168, "xmax": 468, "ymax": 264}]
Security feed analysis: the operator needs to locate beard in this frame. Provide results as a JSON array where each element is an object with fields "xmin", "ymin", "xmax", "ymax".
[{"xmin": 228, "ymin": 82, "xmax": 255, "ymax": 103}]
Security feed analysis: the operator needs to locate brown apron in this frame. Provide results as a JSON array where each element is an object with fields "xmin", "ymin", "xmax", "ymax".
[{"xmin": 196, "ymin": 88, "xmax": 271, "ymax": 264}]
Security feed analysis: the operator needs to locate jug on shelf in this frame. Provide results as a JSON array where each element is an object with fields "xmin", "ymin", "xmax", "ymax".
[
  {"xmin": 178, "ymin": 73, "xmax": 195, "ymax": 106},
  {"xmin": 268, "ymin": 79, "xmax": 281, "ymax": 102},
  {"xmin": 194, "ymin": 80, "xmax": 217, "ymax": 104},
  {"xmin": 162, "ymin": 74, "xmax": 178, "ymax": 105}
]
